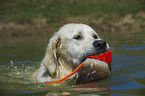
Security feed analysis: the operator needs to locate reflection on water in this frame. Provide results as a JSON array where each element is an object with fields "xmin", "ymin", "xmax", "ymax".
[{"xmin": 0, "ymin": 30, "xmax": 145, "ymax": 95}]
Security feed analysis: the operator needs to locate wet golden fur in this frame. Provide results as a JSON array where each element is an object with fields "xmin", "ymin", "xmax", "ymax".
[{"xmin": 36, "ymin": 23, "xmax": 110, "ymax": 83}]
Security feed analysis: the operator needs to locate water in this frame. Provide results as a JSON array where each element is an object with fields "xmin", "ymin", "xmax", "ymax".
[{"xmin": 0, "ymin": 30, "xmax": 145, "ymax": 96}]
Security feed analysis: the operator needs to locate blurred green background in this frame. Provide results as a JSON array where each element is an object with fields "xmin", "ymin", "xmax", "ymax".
[
  {"xmin": 0, "ymin": 0, "xmax": 145, "ymax": 45},
  {"xmin": 1, "ymin": 0, "xmax": 145, "ymax": 20}
]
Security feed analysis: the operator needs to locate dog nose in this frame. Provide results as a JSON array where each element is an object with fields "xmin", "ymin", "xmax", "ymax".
[{"xmin": 93, "ymin": 40, "xmax": 106, "ymax": 49}]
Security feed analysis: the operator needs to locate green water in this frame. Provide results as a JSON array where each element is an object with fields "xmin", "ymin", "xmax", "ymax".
[{"xmin": 0, "ymin": 30, "xmax": 145, "ymax": 96}]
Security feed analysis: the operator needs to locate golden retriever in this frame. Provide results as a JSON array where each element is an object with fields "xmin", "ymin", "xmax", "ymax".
[{"xmin": 36, "ymin": 23, "xmax": 110, "ymax": 84}]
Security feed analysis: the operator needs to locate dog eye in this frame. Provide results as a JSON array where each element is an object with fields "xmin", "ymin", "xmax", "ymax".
[
  {"xmin": 73, "ymin": 34, "xmax": 82, "ymax": 40},
  {"xmin": 93, "ymin": 34, "xmax": 98, "ymax": 39}
]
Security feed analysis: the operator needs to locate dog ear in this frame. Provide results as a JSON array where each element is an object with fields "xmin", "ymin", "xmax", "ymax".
[{"xmin": 42, "ymin": 36, "xmax": 61, "ymax": 76}]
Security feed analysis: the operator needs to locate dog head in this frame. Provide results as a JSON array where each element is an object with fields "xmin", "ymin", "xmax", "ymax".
[
  {"xmin": 57, "ymin": 24, "xmax": 109, "ymax": 64},
  {"xmin": 42, "ymin": 23, "xmax": 109, "ymax": 76}
]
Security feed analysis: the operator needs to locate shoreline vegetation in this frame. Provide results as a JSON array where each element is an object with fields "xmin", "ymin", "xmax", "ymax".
[{"xmin": 0, "ymin": 0, "xmax": 145, "ymax": 45}]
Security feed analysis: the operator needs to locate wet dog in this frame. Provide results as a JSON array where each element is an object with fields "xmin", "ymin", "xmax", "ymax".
[{"xmin": 36, "ymin": 23, "xmax": 110, "ymax": 84}]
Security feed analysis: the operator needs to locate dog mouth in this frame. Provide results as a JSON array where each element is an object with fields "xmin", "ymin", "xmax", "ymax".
[{"xmin": 81, "ymin": 48, "xmax": 108, "ymax": 62}]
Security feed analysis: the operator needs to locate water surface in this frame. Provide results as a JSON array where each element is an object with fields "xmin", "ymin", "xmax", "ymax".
[{"xmin": 0, "ymin": 30, "xmax": 145, "ymax": 95}]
